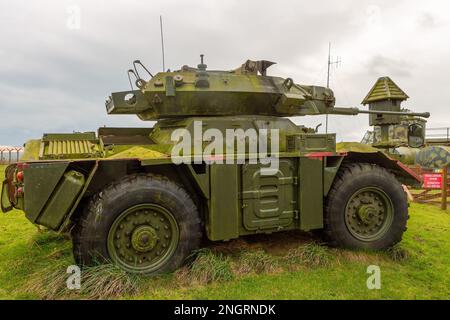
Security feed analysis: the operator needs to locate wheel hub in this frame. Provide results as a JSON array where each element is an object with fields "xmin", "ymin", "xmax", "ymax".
[
  {"xmin": 131, "ymin": 225, "xmax": 158, "ymax": 252},
  {"xmin": 357, "ymin": 205, "xmax": 377, "ymax": 224},
  {"xmin": 344, "ymin": 187, "xmax": 394, "ymax": 241},
  {"xmin": 107, "ymin": 204, "xmax": 179, "ymax": 273}
]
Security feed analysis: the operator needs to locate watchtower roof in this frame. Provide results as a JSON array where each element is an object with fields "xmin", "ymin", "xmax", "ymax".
[{"xmin": 362, "ymin": 76, "xmax": 409, "ymax": 105}]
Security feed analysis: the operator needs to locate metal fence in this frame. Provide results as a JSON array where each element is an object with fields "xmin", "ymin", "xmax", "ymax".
[
  {"xmin": 426, "ymin": 127, "xmax": 450, "ymax": 145},
  {"xmin": 0, "ymin": 146, "xmax": 24, "ymax": 164}
]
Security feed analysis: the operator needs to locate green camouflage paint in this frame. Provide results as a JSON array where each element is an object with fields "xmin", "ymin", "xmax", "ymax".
[{"xmin": 1, "ymin": 58, "xmax": 425, "ymax": 262}]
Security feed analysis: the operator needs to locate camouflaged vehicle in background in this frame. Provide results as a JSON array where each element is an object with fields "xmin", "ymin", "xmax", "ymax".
[
  {"xmin": 360, "ymin": 77, "xmax": 449, "ymax": 170},
  {"xmin": 1, "ymin": 57, "xmax": 430, "ymax": 274}
]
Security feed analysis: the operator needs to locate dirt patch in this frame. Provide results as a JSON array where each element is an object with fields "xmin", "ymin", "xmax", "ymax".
[{"xmin": 207, "ymin": 230, "xmax": 320, "ymax": 257}]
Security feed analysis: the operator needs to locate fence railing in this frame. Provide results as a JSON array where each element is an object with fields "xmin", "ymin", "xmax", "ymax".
[
  {"xmin": 0, "ymin": 146, "xmax": 24, "ymax": 164},
  {"xmin": 426, "ymin": 127, "xmax": 450, "ymax": 145}
]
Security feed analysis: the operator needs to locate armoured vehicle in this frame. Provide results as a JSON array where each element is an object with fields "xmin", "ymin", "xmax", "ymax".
[
  {"xmin": 359, "ymin": 77, "xmax": 448, "ymax": 170},
  {"xmin": 1, "ymin": 57, "xmax": 430, "ymax": 274}
]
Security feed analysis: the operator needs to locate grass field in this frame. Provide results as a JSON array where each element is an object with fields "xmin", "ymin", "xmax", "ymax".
[{"xmin": 0, "ymin": 165, "xmax": 449, "ymax": 300}]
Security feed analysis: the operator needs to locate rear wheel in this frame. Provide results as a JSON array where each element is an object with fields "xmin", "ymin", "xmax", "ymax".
[
  {"xmin": 324, "ymin": 163, "xmax": 408, "ymax": 250},
  {"xmin": 71, "ymin": 173, "xmax": 202, "ymax": 274}
]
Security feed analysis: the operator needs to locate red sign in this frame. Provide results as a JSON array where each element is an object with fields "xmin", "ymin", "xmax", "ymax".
[{"xmin": 422, "ymin": 173, "xmax": 443, "ymax": 189}]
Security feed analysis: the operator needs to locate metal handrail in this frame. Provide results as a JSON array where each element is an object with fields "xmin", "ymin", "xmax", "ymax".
[{"xmin": 426, "ymin": 127, "xmax": 450, "ymax": 141}]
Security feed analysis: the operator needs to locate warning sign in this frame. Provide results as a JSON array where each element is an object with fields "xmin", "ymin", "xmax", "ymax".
[{"xmin": 422, "ymin": 173, "xmax": 442, "ymax": 189}]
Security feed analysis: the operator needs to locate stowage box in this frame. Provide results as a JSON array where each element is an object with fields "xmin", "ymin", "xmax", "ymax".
[{"xmin": 36, "ymin": 170, "xmax": 85, "ymax": 229}]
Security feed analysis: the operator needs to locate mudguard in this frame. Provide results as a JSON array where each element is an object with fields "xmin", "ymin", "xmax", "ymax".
[{"xmin": 344, "ymin": 151, "xmax": 422, "ymax": 186}]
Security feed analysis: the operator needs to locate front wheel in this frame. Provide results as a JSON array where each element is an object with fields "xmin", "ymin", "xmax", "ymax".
[
  {"xmin": 324, "ymin": 163, "xmax": 408, "ymax": 250},
  {"xmin": 71, "ymin": 173, "xmax": 202, "ymax": 275}
]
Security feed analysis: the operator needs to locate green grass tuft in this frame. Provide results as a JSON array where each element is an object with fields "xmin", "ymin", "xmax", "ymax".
[
  {"xmin": 386, "ymin": 245, "xmax": 411, "ymax": 262},
  {"xmin": 283, "ymin": 242, "xmax": 332, "ymax": 268},
  {"xmin": 234, "ymin": 249, "xmax": 279, "ymax": 275},
  {"xmin": 25, "ymin": 262, "xmax": 141, "ymax": 300},
  {"xmin": 28, "ymin": 229, "xmax": 67, "ymax": 246},
  {"xmin": 176, "ymin": 249, "xmax": 234, "ymax": 285}
]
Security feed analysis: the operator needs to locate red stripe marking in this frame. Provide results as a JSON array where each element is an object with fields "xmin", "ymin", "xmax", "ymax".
[{"xmin": 305, "ymin": 152, "xmax": 345, "ymax": 160}]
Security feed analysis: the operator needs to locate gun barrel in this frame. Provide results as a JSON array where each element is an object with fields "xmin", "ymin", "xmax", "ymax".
[
  {"xmin": 358, "ymin": 110, "xmax": 430, "ymax": 118},
  {"xmin": 329, "ymin": 107, "xmax": 430, "ymax": 118}
]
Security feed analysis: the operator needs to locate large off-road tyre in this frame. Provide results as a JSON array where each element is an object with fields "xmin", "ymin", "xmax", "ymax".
[
  {"xmin": 324, "ymin": 163, "xmax": 408, "ymax": 250},
  {"xmin": 71, "ymin": 173, "xmax": 202, "ymax": 275}
]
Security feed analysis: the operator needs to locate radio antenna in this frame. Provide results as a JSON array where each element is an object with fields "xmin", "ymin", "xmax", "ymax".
[
  {"xmin": 160, "ymin": 15, "xmax": 166, "ymax": 72},
  {"xmin": 325, "ymin": 42, "xmax": 341, "ymax": 134}
]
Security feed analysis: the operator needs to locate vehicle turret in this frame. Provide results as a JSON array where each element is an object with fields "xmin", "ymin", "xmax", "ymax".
[{"xmin": 106, "ymin": 57, "xmax": 429, "ymax": 121}]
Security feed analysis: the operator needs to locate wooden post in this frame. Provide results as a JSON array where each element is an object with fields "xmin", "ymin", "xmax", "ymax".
[{"xmin": 442, "ymin": 165, "xmax": 448, "ymax": 211}]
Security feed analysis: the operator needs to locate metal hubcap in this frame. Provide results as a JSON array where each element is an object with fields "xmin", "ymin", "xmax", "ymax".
[
  {"xmin": 344, "ymin": 187, "xmax": 394, "ymax": 241},
  {"xmin": 357, "ymin": 205, "xmax": 377, "ymax": 224},
  {"xmin": 107, "ymin": 204, "xmax": 179, "ymax": 273},
  {"xmin": 131, "ymin": 225, "xmax": 158, "ymax": 252}
]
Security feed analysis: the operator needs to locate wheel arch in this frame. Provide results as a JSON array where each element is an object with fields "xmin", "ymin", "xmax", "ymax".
[
  {"xmin": 66, "ymin": 159, "xmax": 208, "ymax": 230},
  {"xmin": 325, "ymin": 151, "xmax": 421, "ymax": 197}
]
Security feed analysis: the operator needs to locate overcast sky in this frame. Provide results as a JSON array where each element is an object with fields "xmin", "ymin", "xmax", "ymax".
[{"xmin": 1, "ymin": 0, "xmax": 449, "ymax": 146}]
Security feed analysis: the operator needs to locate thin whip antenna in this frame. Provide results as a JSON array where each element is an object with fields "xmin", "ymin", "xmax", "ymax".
[
  {"xmin": 160, "ymin": 15, "xmax": 166, "ymax": 72},
  {"xmin": 326, "ymin": 42, "xmax": 331, "ymax": 134},
  {"xmin": 326, "ymin": 42, "xmax": 331, "ymax": 89},
  {"xmin": 325, "ymin": 42, "xmax": 341, "ymax": 134}
]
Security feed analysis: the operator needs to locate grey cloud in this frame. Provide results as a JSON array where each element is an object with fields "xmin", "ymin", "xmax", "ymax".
[
  {"xmin": 367, "ymin": 55, "xmax": 412, "ymax": 78},
  {"xmin": 417, "ymin": 12, "xmax": 438, "ymax": 29}
]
